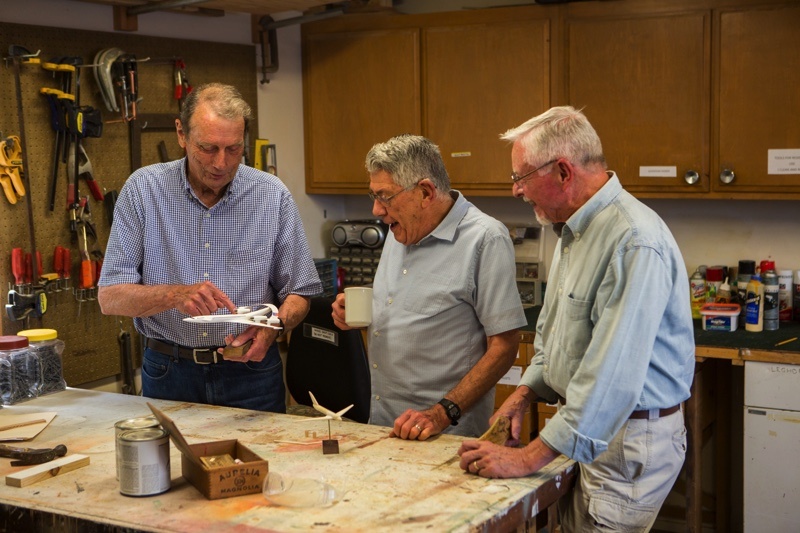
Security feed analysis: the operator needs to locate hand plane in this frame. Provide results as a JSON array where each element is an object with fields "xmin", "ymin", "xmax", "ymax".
[{"xmin": 0, "ymin": 443, "xmax": 67, "ymax": 466}]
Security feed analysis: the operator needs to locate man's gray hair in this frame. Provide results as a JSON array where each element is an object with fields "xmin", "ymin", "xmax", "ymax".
[
  {"xmin": 366, "ymin": 134, "xmax": 451, "ymax": 191},
  {"xmin": 501, "ymin": 106, "xmax": 607, "ymax": 170},
  {"xmin": 179, "ymin": 82, "xmax": 252, "ymax": 138}
]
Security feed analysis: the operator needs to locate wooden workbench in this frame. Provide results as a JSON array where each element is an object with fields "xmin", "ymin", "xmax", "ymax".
[{"xmin": 0, "ymin": 389, "xmax": 576, "ymax": 532}]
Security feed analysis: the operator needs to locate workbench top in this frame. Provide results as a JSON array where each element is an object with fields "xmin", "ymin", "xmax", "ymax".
[{"xmin": 0, "ymin": 389, "xmax": 576, "ymax": 532}]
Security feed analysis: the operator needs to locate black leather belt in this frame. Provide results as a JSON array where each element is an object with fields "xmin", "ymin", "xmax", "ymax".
[
  {"xmin": 145, "ymin": 337, "xmax": 222, "ymax": 364},
  {"xmin": 557, "ymin": 395, "xmax": 681, "ymax": 420}
]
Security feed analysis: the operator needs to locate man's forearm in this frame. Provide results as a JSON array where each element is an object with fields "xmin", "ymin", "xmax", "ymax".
[
  {"xmin": 98, "ymin": 284, "xmax": 180, "ymax": 317},
  {"xmin": 277, "ymin": 294, "xmax": 311, "ymax": 331},
  {"xmin": 445, "ymin": 329, "xmax": 520, "ymax": 412}
]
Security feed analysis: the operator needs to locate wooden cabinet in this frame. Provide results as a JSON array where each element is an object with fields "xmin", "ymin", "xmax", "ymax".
[
  {"xmin": 302, "ymin": 7, "xmax": 554, "ymax": 195},
  {"xmin": 303, "ymin": 27, "xmax": 421, "ymax": 194},
  {"xmin": 303, "ymin": 0, "xmax": 800, "ymax": 199},
  {"xmin": 714, "ymin": 3, "xmax": 800, "ymax": 196},
  {"xmin": 562, "ymin": 4, "xmax": 710, "ymax": 195},
  {"xmin": 561, "ymin": 0, "xmax": 800, "ymax": 199},
  {"xmin": 423, "ymin": 19, "xmax": 550, "ymax": 195}
]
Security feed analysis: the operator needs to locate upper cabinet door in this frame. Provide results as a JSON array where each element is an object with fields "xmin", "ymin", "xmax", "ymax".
[
  {"xmin": 303, "ymin": 28, "xmax": 421, "ymax": 194},
  {"xmin": 563, "ymin": 9, "xmax": 710, "ymax": 195},
  {"xmin": 423, "ymin": 19, "xmax": 551, "ymax": 195},
  {"xmin": 715, "ymin": 4, "xmax": 800, "ymax": 194}
]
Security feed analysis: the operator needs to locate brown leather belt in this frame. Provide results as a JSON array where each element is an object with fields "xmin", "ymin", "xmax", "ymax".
[
  {"xmin": 145, "ymin": 337, "xmax": 222, "ymax": 364},
  {"xmin": 628, "ymin": 404, "xmax": 681, "ymax": 420},
  {"xmin": 557, "ymin": 395, "xmax": 681, "ymax": 420}
]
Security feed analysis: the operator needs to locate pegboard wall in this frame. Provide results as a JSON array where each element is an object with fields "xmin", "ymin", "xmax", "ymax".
[{"xmin": 1, "ymin": 22, "xmax": 257, "ymax": 386}]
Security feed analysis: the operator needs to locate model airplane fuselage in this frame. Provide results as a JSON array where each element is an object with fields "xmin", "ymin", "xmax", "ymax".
[{"xmin": 182, "ymin": 304, "xmax": 282, "ymax": 329}]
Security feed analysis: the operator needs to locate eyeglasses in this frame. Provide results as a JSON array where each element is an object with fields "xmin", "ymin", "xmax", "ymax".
[
  {"xmin": 368, "ymin": 184, "xmax": 416, "ymax": 206},
  {"xmin": 511, "ymin": 159, "xmax": 558, "ymax": 185}
]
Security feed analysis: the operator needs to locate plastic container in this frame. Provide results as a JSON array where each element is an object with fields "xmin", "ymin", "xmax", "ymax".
[
  {"xmin": 778, "ymin": 269, "xmax": 793, "ymax": 322},
  {"xmin": 700, "ymin": 303, "xmax": 741, "ymax": 332},
  {"xmin": 716, "ymin": 277, "xmax": 733, "ymax": 304},
  {"xmin": 0, "ymin": 335, "xmax": 34, "ymax": 405},
  {"xmin": 17, "ymin": 329, "xmax": 66, "ymax": 396}
]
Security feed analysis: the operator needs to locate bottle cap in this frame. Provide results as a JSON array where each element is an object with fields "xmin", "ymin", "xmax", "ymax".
[
  {"xmin": 17, "ymin": 329, "xmax": 58, "ymax": 342},
  {"xmin": 759, "ymin": 260, "xmax": 776, "ymax": 273},
  {"xmin": 0, "ymin": 335, "xmax": 30, "ymax": 350},
  {"xmin": 738, "ymin": 260, "xmax": 756, "ymax": 275},
  {"xmin": 706, "ymin": 266, "xmax": 724, "ymax": 282}
]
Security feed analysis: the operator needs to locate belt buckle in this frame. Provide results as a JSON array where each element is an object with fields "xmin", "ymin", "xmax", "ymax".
[{"xmin": 192, "ymin": 348, "xmax": 218, "ymax": 364}]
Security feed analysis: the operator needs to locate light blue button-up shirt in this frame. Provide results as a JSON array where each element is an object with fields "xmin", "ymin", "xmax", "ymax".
[
  {"xmin": 369, "ymin": 191, "xmax": 527, "ymax": 437},
  {"xmin": 99, "ymin": 159, "xmax": 322, "ymax": 347},
  {"xmin": 519, "ymin": 174, "xmax": 695, "ymax": 463}
]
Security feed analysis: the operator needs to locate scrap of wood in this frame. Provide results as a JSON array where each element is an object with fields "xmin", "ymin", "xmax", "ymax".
[
  {"xmin": 478, "ymin": 416, "xmax": 511, "ymax": 445},
  {"xmin": 5, "ymin": 454, "xmax": 90, "ymax": 488}
]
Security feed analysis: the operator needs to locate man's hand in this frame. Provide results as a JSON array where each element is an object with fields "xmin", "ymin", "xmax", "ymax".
[
  {"xmin": 173, "ymin": 281, "xmax": 236, "ymax": 316},
  {"xmin": 457, "ymin": 438, "xmax": 560, "ymax": 479},
  {"xmin": 493, "ymin": 385, "xmax": 536, "ymax": 446},
  {"xmin": 390, "ymin": 405, "xmax": 450, "ymax": 441},
  {"xmin": 331, "ymin": 293, "xmax": 352, "ymax": 330},
  {"xmin": 220, "ymin": 325, "xmax": 280, "ymax": 363}
]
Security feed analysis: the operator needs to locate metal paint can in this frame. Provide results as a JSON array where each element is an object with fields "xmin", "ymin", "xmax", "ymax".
[
  {"xmin": 115, "ymin": 416, "xmax": 160, "ymax": 479},
  {"xmin": 118, "ymin": 428, "xmax": 171, "ymax": 497}
]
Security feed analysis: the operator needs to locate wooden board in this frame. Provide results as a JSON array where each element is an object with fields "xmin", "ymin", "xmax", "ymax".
[{"xmin": 6, "ymin": 454, "xmax": 90, "ymax": 488}]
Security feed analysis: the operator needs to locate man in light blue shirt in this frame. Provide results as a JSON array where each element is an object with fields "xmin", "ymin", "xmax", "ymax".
[
  {"xmin": 458, "ymin": 107, "xmax": 695, "ymax": 531},
  {"xmin": 332, "ymin": 134, "xmax": 527, "ymax": 438}
]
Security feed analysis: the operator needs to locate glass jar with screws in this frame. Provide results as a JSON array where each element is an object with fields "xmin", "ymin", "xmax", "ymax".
[
  {"xmin": 0, "ymin": 335, "xmax": 35, "ymax": 405},
  {"xmin": 17, "ymin": 329, "xmax": 66, "ymax": 397}
]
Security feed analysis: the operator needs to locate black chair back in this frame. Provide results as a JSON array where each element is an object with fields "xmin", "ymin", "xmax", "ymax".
[{"xmin": 286, "ymin": 297, "xmax": 371, "ymax": 423}]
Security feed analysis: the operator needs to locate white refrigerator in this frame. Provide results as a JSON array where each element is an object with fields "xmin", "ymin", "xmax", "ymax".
[{"xmin": 743, "ymin": 361, "xmax": 800, "ymax": 532}]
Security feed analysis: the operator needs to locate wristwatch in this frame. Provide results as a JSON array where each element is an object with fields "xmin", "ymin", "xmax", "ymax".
[{"xmin": 438, "ymin": 398, "xmax": 461, "ymax": 426}]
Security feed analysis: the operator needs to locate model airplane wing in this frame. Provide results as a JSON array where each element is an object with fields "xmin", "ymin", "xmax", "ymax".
[
  {"xmin": 183, "ymin": 304, "xmax": 282, "ymax": 329},
  {"xmin": 304, "ymin": 391, "xmax": 354, "ymax": 421}
]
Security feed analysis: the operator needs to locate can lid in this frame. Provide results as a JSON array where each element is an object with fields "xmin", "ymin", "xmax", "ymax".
[
  {"xmin": 706, "ymin": 266, "xmax": 724, "ymax": 282},
  {"xmin": 120, "ymin": 428, "xmax": 168, "ymax": 442},
  {"xmin": 0, "ymin": 335, "xmax": 30, "ymax": 350},
  {"xmin": 17, "ymin": 328, "xmax": 58, "ymax": 342},
  {"xmin": 759, "ymin": 260, "xmax": 776, "ymax": 273},
  {"xmin": 738, "ymin": 260, "xmax": 756, "ymax": 274}
]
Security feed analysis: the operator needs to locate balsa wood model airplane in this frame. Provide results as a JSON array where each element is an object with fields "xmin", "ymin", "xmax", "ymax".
[
  {"xmin": 182, "ymin": 304, "xmax": 282, "ymax": 329},
  {"xmin": 307, "ymin": 392, "xmax": 353, "ymax": 421}
]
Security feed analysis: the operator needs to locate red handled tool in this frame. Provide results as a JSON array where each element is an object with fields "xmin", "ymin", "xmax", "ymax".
[{"xmin": 11, "ymin": 248, "xmax": 24, "ymax": 286}]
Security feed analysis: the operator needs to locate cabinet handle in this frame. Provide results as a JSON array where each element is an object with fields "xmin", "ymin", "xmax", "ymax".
[
  {"xmin": 719, "ymin": 168, "xmax": 735, "ymax": 184},
  {"xmin": 684, "ymin": 170, "xmax": 700, "ymax": 185}
]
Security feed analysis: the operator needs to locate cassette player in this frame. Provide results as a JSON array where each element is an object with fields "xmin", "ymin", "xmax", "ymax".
[{"xmin": 331, "ymin": 219, "xmax": 388, "ymax": 249}]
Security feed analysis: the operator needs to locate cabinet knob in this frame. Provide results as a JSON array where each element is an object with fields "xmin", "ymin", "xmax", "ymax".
[
  {"xmin": 719, "ymin": 168, "xmax": 735, "ymax": 184},
  {"xmin": 684, "ymin": 170, "xmax": 700, "ymax": 185}
]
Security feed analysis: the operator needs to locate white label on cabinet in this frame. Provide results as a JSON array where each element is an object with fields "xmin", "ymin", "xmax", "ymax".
[
  {"xmin": 450, "ymin": 152, "xmax": 471, "ymax": 158},
  {"xmin": 768, "ymin": 149, "xmax": 800, "ymax": 175},
  {"xmin": 498, "ymin": 365, "xmax": 522, "ymax": 386},
  {"xmin": 639, "ymin": 166, "xmax": 677, "ymax": 178}
]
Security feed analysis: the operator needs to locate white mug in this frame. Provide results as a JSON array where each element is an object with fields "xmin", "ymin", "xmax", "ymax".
[{"xmin": 344, "ymin": 287, "xmax": 373, "ymax": 327}]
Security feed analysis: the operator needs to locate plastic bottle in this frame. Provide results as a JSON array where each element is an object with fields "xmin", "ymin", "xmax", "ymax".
[
  {"xmin": 745, "ymin": 274, "xmax": 764, "ymax": 332},
  {"xmin": 763, "ymin": 270, "xmax": 779, "ymax": 331},
  {"xmin": 689, "ymin": 269, "xmax": 706, "ymax": 319},
  {"xmin": 716, "ymin": 277, "xmax": 733, "ymax": 304},
  {"xmin": 778, "ymin": 269, "xmax": 793, "ymax": 322},
  {"xmin": 737, "ymin": 260, "xmax": 756, "ymax": 319}
]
